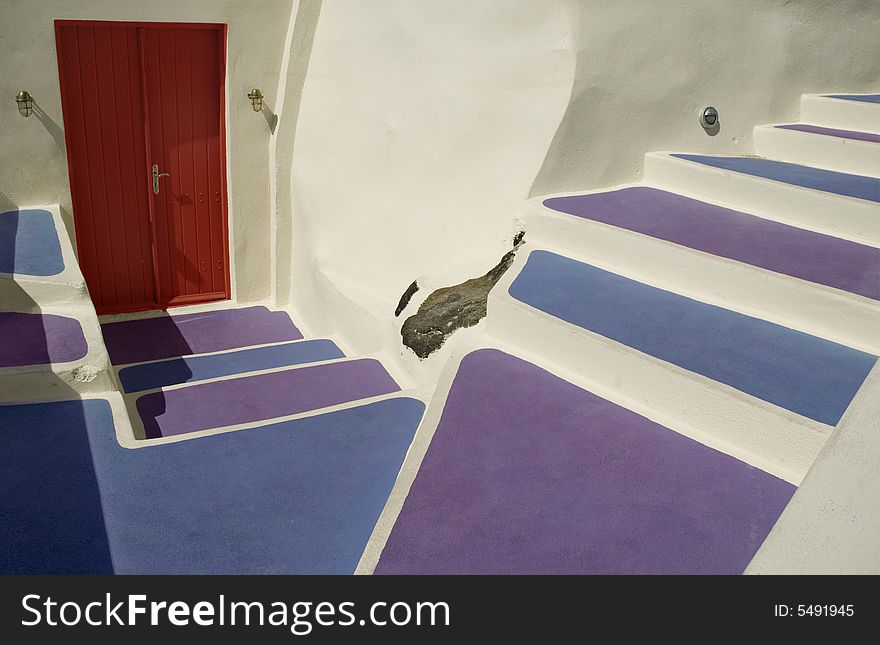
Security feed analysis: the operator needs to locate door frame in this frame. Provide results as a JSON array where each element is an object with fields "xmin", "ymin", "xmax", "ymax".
[{"xmin": 54, "ymin": 19, "xmax": 232, "ymax": 314}]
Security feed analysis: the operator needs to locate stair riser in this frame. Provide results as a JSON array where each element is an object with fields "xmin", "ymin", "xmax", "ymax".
[
  {"xmin": 801, "ymin": 95, "xmax": 880, "ymax": 134},
  {"xmin": 488, "ymin": 280, "xmax": 829, "ymax": 485},
  {"xmin": 753, "ymin": 126, "xmax": 880, "ymax": 177},
  {"xmin": 645, "ymin": 154, "xmax": 880, "ymax": 246}
]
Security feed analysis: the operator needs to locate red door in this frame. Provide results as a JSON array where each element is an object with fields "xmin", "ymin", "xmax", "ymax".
[{"xmin": 56, "ymin": 21, "xmax": 230, "ymax": 315}]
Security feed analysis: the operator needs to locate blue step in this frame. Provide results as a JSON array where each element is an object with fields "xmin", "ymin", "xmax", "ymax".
[
  {"xmin": 509, "ymin": 250, "xmax": 877, "ymax": 426},
  {"xmin": 0, "ymin": 397, "xmax": 424, "ymax": 574},
  {"xmin": 0, "ymin": 209, "xmax": 64, "ymax": 276},
  {"xmin": 672, "ymin": 154, "xmax": 880, "ymax": 202},
  {"xmin": 118, "ymin": 339, "xmax": 345, "ymax": 393}
]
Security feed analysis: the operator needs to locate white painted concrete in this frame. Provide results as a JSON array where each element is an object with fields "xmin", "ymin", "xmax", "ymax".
[
  {"xmin": 801, "ymin": 94, "xmax": 880, "ymax": 134},
  {"xmin": 644, "ymin": 152, "xmax": 880, "ymax": 246},
  {"xmin": 754, "ymin": 124, "xmax": 880, "ymax": 177},
  {"xmin": 525, "ymin": 197, "xmax": 880, "ymax": 355},
  {"xmin": 0, "ymin": 0, "xmax": 290, "ymax": 306},
  {"xmin": 746, "ymin": 360, "xmax": 880, "ymax": 574},
  {"xmin": 282, "ymin": 0, "xmax": 571, "ymax": 373}
]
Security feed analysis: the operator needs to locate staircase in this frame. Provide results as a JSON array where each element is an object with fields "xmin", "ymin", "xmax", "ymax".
[
  {"xmin": 2, "ymin": 92, "xmax": 877, "ymax": 575},
  {"xmin": 367, "ymin": 92, "xmax": 880, "ymax": 574},
  {"xmin": 0, "ymin": 205, "xmax": 112, "ymax": 401}
]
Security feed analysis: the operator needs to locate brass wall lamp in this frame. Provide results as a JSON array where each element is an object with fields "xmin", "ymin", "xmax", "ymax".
[
  {"xmin": 247, "ymin": 88, "xmax": 264, "ymax": 112},
  {"xmin": 16, "ymin": 90, "xmax": 34, "ymax": 117}
]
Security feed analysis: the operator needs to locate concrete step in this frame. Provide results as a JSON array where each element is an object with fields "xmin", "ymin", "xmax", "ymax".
[
  {"xmin": 117, "ymin": 338, "xmax": 345, "ymax": 393},
  {"xmin": 0, "ymin": 205, "xmax": 92, "ymax": 311},
  {"xmin": 753, "ymin": 123, "xmax": 880, "ymax": 176},
  {"xmin": 130, "ymin": 357, "xmax": 403, "ymax": 439},
  {"xmin": 100, "ymin": 305, "xmax": 303, "ymax": 366},
  {"xmin": 488, "ymin": 249, "xmax": 878, "ymax": 482},
  {"xmin": 800, "ymin": 94, "xmax": 880, "ymax": 134},
  {"xmin": 0, "ymin": 394, "xmax": 424, "ymax": 573},
  {"xmin": 374, "ymin": 348, "xmax": 794, "ymax": 574},
  {"xmin": 528, "ymin": 186, "xmax": 880, "ymax": 353},
  {"xmin": 0, "ymin": 308, "xmax": 112, "ymax": 402},
  {"xmin": 645, "ymin": 152, "xmax": 880, "ymax": 245}
]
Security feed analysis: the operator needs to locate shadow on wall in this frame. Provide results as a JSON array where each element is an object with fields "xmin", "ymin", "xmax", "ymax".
[
  {"xmin": 0, "ymin": 194, "xmax": 113, "ymax": 574},
  {"xmin": 272, "ymin": 0, "xmax": 323, "ymax": 309}
]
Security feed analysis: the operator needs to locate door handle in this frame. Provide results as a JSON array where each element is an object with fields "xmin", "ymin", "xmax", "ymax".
[{"xmin": 152, "ymin": 164, "xmax": 171, "ymax": 195}]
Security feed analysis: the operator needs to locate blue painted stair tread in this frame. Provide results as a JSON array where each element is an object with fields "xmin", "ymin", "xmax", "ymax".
[
  {"xmin": 543, "ymin": 187, "xmax": 880, "ymax": 300},
  {"xmin": 0, "ymin": 397, "xmax": 424, "ymax": 574},
  {"xmin": 118, "ymin": 339, "xmax": 345, "ymax": 393},
  {"xmin": 0, "ymin": 209, "xmax": 64, "ymax": 276},
  {"xmin": 672, "ymin": 154, "xmax": 880, "ymax": 202},
  {"xmin": 377, "ymin": 349, "xmax": 794, "ymax": 575},
  {"xmin": 101, "ymin": 306, "xmax": 303, "ymax": 365},
  {"xmin": 136, "ymin": 358, "xmax": 400, "ymax": 438},
  {"xmin": 509, "ymin": 250, "xmax": 877, "ymax": 426},
  {"xmin": 825, "ymin": 94, "xmax": 880, "ymax": 104}
]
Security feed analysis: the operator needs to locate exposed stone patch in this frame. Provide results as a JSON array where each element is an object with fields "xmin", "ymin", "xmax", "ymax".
[
  {"xmin": 401, "ymin": 233, "xmax": 524, "ymax": 359},
  {"xmin": 394, "ymin": 280, "xmax": 420, "ymax": 317}
]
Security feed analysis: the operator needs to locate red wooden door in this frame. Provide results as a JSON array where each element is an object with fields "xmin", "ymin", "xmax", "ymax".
[{"xmin": 56, "ymin": 21, "xmax": 230, "ymax": 315}]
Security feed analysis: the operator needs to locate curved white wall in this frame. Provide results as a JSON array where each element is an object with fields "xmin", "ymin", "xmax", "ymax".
[{"xmin": 285, "ymin": 0, "xmax": 572, "ymax": 348}]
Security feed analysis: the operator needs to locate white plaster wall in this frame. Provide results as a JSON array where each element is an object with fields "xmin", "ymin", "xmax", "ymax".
[
  {"xmin": 284, "ymin": 0, "xmax": 572, "ymax": 364},
  {"xmin": 531, "ymin": 0, "xmax": 880, "ymax": 195},
  {"xmin": 0, "ymin": 0, "xmax": 290, "ymax": 305}
]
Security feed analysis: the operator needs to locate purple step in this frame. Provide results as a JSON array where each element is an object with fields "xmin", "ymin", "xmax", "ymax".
[
  {"xmin": 775, "ymin": 124, "xmax": 880, "ymax": 144},
  {"xmin": 136, "ymin": 358, "xmax": 400, "ymax": 438},
  {"xmin": 101, "ymin": 306, "xmax": 302, "ymax": 365},
  {"xmin": 0, "ymin": 312, "xmax": 88, "ymax": 368},
  {"xmin": 543, "ymin": 187, "xmax": 880, "ymax": 300},
  {"xmin": 376, "ymin": 349, "xmax": 795, "ymax": 574}
]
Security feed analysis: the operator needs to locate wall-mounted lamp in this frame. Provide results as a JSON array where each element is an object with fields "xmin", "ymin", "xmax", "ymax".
[
  {"xmin": 247, "ymin": 88, "xmax": 264, "ymax": 112},
  {"xmin": 16, "ymin": 90, "xmax": 34, "ymax": 117}
]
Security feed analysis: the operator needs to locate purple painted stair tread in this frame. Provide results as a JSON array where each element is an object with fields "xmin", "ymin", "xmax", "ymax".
[
  {"xmin": 543, "ymin": 187, "xmax": 880, "ymax": 299},
  {"xmin": 136, "ymin": 358, "xmax": 400, "ymax": 438},
  {"xmin": 376, "ymin": 349, "xmax": 795, "ymax": 575},
  {"xmin": 0, "ymin": 312, "xmax": 88, "ymax": 368},
  {"xmin": 101, "ymin": 306, "xmax": 302, "ymax": 365},
  {"xmin": 775, "ymin": 123, "xmax": 880, "ymax": 144}
]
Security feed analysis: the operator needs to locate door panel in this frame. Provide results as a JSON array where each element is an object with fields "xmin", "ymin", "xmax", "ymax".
[
  {"xmin": 57, "ymin": 24, "xmax": 156, "ymax": 313},
  {"xmin": 141, "ymin": 26, "xmax": 227, "ymax": 306},
  {"xmin": 56, "ymin": 21, "xmax": 229, "ymax": 315}
]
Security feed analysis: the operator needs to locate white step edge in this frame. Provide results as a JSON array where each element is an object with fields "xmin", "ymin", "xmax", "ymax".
[
  {"xmin": 526, "ymin": 198, "xmax": 880, "ymax": 355},
  {"xmin": 746, "ymin": 359, "xmax": 880, "ymax": 574},
  {"xmin": 754, "ymin": 123, "xmax": 880, "ymax": 177},
  {"xmin": 486, "ymin": 247, "xmax": 836, "ymax": 485},
  {"xmin": 644, "ymin": 152, "xmax": 880, "ymax": 246},
  {"xmin": 801, "ymin": 94, "xmax": 880, "ymax": 134}
]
